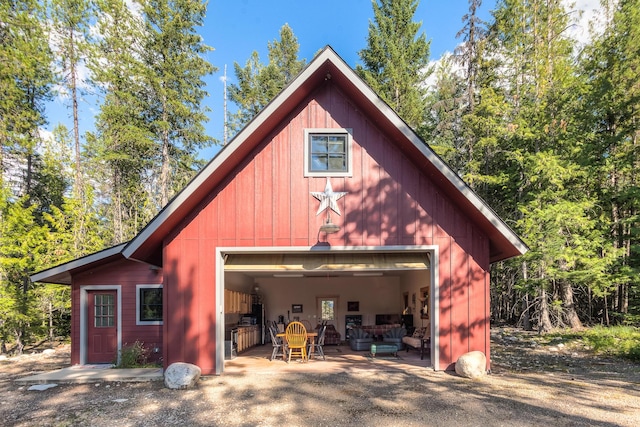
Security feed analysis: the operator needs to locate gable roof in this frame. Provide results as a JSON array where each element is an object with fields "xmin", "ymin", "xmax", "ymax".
[
  {"xmin": 33, "ymin": 46, "xmax": 526, "ymax": 284},
  {"xmin": 122, "ymin": 46, "xmax": 526, "ymax": 265}
]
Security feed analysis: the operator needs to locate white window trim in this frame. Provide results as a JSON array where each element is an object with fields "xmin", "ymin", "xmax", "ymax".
[
  {"xmin": 136, "ymin": 284, "xmax": 163, "ymax": 325},
  {"xmin": 304, "ymin": 128, "xmax": 353, "ymax": 177}
]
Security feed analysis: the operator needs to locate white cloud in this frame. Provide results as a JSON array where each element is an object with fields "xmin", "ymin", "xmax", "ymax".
[{"xmin": 564, "ymin": 0, "xmax": 609, "ymax": 48}]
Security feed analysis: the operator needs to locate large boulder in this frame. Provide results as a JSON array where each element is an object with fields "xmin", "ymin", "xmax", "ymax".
[
  {"xmin": 455, "ymin": 351, "xmax": 487, "ymax": 379},
  {"xmin": 164, "ymin": 362, "xmax": 201, "ymax": 389}
]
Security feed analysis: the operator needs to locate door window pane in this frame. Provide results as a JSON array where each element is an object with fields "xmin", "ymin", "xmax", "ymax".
[{"xmin": 94, "ymin": 294, "xmax": 114, "ymax": 327}]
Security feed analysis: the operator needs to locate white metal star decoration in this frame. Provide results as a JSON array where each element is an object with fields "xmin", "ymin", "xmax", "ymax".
[{"xmin": 311, "ymin": 178, "xmax": 347, "ymax": 216}]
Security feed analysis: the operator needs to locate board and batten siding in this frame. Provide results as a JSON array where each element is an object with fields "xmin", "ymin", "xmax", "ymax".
[
  {"xmin": 163, "ymin": 83, "xmax": 491, "ymax": 373},
  {"xmin": 71, "ymin": 259, "xmax": 163, "ymax": 365}
]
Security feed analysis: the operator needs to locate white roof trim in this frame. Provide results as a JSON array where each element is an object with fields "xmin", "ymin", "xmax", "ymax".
[
  {"xmin": 123, "ymin": 49, "xmax": 339, "ymax": 260},
  {"xmin": 30, "ymin": 243, "xmax": 127, "ymax": 283},
  {"xmin": 324, "ymin": 51, "xmax": 528, "ymax": 256},
  {"xmin": 123, "ymin": 46, "xmax": 526, "ymax": 261}
]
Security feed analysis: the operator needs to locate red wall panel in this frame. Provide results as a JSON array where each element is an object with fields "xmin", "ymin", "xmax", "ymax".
[
  {"xmin": 72, "ymin": 259, "xmax": 164, "ymax": 365},
  {"xmin": 162, "ymin": 83, "xmax": 492, "ymax": 373}
]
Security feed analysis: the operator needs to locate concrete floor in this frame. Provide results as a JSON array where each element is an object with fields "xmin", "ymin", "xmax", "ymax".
[
  {"xmin": 15, "ymin": 343, "xmax": 432, "ymax": 384},
  {"xmin": 224, "ymin": 342, "xmax": 432, "ymax": 375}
]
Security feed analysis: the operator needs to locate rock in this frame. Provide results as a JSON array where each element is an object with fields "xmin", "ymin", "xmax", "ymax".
[
  {"xmin": 455, "ymin": 351, "xmax": 487, "ymax": 379},
  {"xmin": 164, "ymin": 362, "xmax": 201, "ymax": 389},
  {"xmin": 42, "ymin": 349, "xmax": 56, "ymax": 355},
  {"xmin": 28, "ymin": 384, "xmax": 58, "ymax": 391}
]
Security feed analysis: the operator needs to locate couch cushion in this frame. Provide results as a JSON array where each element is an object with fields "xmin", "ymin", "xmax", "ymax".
[
  {"xmin": 350, "ymin": 328, "xmax": 370, "ymax": 339},
  {"xmin": 412, "ymin": 327, "xmax": 426, "ymax": 338},
  {"xmin": 402, "ymin": 336, "xmax": 422, "ymax": 348}
]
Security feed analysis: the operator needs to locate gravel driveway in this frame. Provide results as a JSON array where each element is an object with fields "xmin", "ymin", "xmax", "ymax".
[{"xmin": 1, "ymin": 328, "xmax": 639, "ymax": 426}]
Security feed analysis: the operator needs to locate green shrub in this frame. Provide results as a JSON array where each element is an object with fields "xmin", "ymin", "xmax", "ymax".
[
  {"xmin": 115, "ymin": 341, "xmax": 150, "ymax": 368},
  {"xmin": 550, "ymin": 326, "xmax": 640, "ymax": 362}
]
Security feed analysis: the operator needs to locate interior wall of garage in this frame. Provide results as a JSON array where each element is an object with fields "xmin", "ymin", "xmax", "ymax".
[{"xmin": 223, "ymin": 270, "xmax": 430, "ymax": 339}]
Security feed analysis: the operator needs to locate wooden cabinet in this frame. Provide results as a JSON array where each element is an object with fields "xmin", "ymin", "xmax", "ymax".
[
  {"xmin": 237, "ymin": 326, "xmax": 260, "ymax": 353},
  {"xmin": 224, "ymin": 290, "xmax": 252, "ymax": 314}
]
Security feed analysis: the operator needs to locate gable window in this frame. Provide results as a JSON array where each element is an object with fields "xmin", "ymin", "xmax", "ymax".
[
  {"xmin": 136, "ymin": 285, "xmax": 163, "ymax": 325},
  {"xmin": 304, "ymin": 128, "xmax": 352, "ymax": 177}
]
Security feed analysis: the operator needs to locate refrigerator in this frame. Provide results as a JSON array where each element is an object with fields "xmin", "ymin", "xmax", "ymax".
[{"xmin": 252, "ymin": 303, "xmax": 265, "ymax": 345}]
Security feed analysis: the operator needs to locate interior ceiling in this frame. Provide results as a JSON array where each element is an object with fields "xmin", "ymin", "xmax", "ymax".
[{"xmin": 224, "ymin": 252, "xmax": 430, "ymax": 278}]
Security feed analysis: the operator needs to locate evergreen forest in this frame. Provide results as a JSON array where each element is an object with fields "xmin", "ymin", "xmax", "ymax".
[{"xmin": 1, "ymin": 0, "xmax": 639, "ymax": 354}]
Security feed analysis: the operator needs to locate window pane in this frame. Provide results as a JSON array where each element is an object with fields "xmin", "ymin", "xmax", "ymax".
[
  {"xmin": 328, "ymin": 155, "xmax": 346, "ymax": 171},
  {"xmin": 311, "ymin": 154, "xmax": 328, "ymax": 171},
  {"xmin": 311, "ymin": 135, "xmax": 328, "ymax": 152},
  {"xmin": 94, "ymin": 294, "xmax": 114, "ymax": 328},
  {"xmin": 327, "ymin": 135, "xmax": 346, "ymax": 152},
  {"xmin": 320, "ymin": 300, "xmax": 335, "ymax": 320},
  {"xmin": 140, "ymin": 288, "xmax": 163, "ymax": 322},
  {"xmin": 309, "ymin": 133, "xmax": 347, "ymax": 172}
]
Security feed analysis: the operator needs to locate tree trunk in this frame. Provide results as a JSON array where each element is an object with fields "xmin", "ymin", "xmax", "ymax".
[
  {"xmin": 561, "ymin": 281, "xmax": 582, "ymax": 329},
  {"xmin": 14, "ymin": 329, "xmax": 24, "ymax": 355},
  {"xmin": 49, "ymin": 301, "xmax": 54, "ymax": 343},
  {"xmin": 538, "ymin": 286, "xmax": 552, "ymax": 333},
  {"xmin": 521, "ymin": 261, "xmax": 531, "ymax": 330}
]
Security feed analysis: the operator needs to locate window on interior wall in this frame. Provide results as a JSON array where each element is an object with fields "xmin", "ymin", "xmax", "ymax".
[
  {"xmin": 317, "ymin": 296, "xmax": 339, "ymax": 321},
  {"xmin": 137, "ymin": 284, "xmax": 163, "ymax": 325},
  {"xmin": 304, "ymin": 129, "xmax": 352, "ymax": 177}
]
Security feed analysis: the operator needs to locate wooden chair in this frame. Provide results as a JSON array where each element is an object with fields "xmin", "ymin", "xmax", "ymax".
[
  {"xmin": 285, "ymin": 321, "xmax": 308, "ymax": 362},
  {"xmin": 308, "ymin": 325, "xmax": 327, "ymax": 360},
  {"xmin": 268, "ymin": 326, "xmax": 284, "ymax": 361},
  {"xmin": 301, "ymin": 319, "xmax": 313, "ymax": 331}
]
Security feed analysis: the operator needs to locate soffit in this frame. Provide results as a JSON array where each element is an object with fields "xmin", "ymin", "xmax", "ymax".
[{"xmin": 224, "ymin": 252, "xmax": 429, "ymax": 273}]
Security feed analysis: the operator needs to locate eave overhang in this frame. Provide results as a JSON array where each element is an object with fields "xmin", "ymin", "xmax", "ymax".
[{"xmin": 30, "ymin": 243, "xmax": 128, "ymax": 285}]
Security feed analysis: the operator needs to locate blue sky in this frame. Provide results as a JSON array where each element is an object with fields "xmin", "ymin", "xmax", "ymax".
[
  {"xmin": 200, "ymin": 0, "xmax": 497, "ymax": 157},
  {"xmin": 46, "ymin": 1, "xmax": 500, "ymax": 160}
]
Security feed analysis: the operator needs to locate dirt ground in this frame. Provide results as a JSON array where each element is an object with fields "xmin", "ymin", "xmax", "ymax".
[{"xmin": 1, "ymin": 328, "xmax": 639, "ymax": 427}]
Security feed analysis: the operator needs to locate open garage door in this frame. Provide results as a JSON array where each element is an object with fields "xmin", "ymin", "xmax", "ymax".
[{"xmin": 223, "ymin": 252, "xmax": 429, "ymax": 275}]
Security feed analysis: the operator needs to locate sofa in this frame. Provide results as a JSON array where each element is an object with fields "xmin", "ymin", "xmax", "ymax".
[
  {"xmin": 402, "ymin": 326, "xmax": 429, "ymax": 359},
  {"xmin": 361, "ymin": 324, "xmax": 402, "ymax": 340},
  {"xmin": 382, "ymin": 326, "xmax": 407, "ymax": 350},
  {"xmin": 317, "ymin": 323, "xmax": 341, "ymax": 345},
  {"xmin": 349, "ymin": 327, "xmax": 373, "ymax": 351}
]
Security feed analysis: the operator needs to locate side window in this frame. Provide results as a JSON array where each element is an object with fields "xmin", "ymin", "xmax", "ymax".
[
  {"xmin": 304, "ymin": 128, "xmax": 352, "ymax": 177},
  {"xmin": 136, "ymin": 285, "xmax": 163, "ymax": 325}
]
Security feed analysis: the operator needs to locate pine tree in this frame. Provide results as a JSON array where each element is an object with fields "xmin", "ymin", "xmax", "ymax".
[
  {"xmin": 579, "ymin": 0, "xmax": 640, "ymax": 323},
  {"xmin": 228, "ymin": 24, "xmax": 305, "ymax": 135},
  {"xmin": 357, "ymin": 0, "xmax": 431, "ymax": 129},
  {"xmin": 49, "ymin": 0, "xmax": 93, "ymax": 198},
  {"xmin": 0, "ymin": 190, "xmax": 47, "ymax": 354},
  {"xmin": 142, "ymin": 0, "xmax": 217, "ymax": 207},
  {"xmin": 88, "ymin": 0, "xmax": 155, "ymax": 243},
  {"xmin": 486, "ymin": 0, "xmax": 608, "ymax": 330},
  {"xmin": 0, "ymin": 0, "xmax": 54, "ymax": 191},
  {"xmin": 422, "ymin": 54, "xmax": 466, "ymax": 173}
]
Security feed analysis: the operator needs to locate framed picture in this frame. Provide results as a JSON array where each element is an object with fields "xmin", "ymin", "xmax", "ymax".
[
  {"xmin": 292, "ymin": 304, "xmax": 303, "ymax": 313},
  {"xmin": 347, "ymin": 301, "xmax": 359, "ymax": 312}
]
